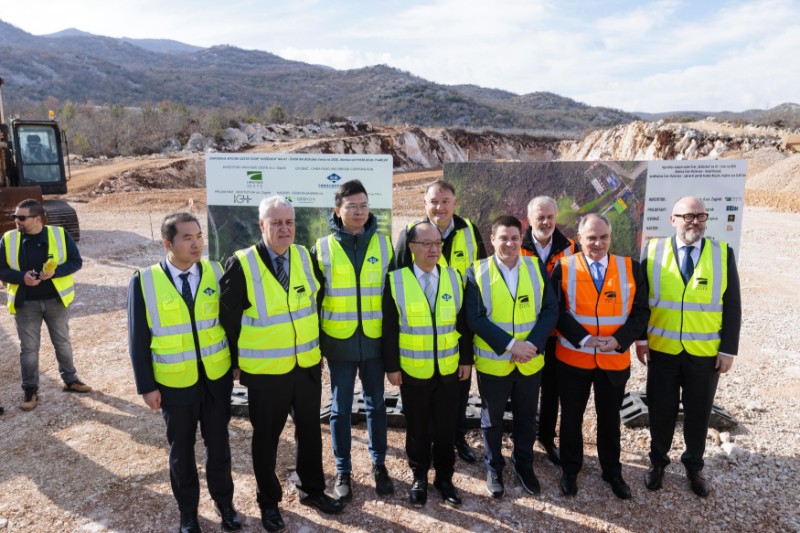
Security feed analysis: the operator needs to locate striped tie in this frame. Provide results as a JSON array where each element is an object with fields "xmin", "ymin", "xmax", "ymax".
[{"xmin": 275, "ymin": 254, "xmax": 289, "ymax": 291}]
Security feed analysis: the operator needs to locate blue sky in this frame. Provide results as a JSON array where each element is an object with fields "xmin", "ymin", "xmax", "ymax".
[{"xmin": 4, "ymin": 0, "xmax": 799, "ymax": 113}]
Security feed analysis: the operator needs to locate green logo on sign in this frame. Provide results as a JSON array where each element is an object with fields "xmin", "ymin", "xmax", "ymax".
[{"xmin": 247, "ymin": 171, "xmax": 263, "ymax": 181}]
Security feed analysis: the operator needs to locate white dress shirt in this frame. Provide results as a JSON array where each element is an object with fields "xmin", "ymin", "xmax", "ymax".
[
  {"xmin": 579, "ymin": 255, "xmax": 609, "ymax": 347},
  {"xmin": 533, "ymin": 235, "xmax": 553, "ymax": 262},
  {"xmin": 166, "ymin": 259, "xmax": 200, "ymax": 298}
]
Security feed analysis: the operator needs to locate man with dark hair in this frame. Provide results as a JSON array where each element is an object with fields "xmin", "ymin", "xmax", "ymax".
[
  {"xmin": 638, "ymin": 196, "xmax": 741, "ymax": 498},
  {"xmin": 128, "ymin": 211, "xmax": 240, "ymax": 533},
  {"xmin": 311, "ymin": 179, "xmax": 394, "ymax": 501},
  {"xmin": 465, "ymin": 215, "xmax": 558, "ymax": 498},
  {"xmin": 220, "ymin": 196, "xmax": 344, "ymax": 532},
  {"xmin": 384, "ymin": 220, "xmax": 472, "ymax": 507},
  {"xmin": 520, "ymin": 195, "xmax": 579, "ymax": 465},
  {"xmin": 393, "ymin": 180, "xmax": 487, "ymax": 463},
  {"xmin": 551, "ymin": 214, "xmax": 649, "ymax": 499},
  {"xmin": 0, "ymin": 198, "xmax": 89, "ymax": 411}
]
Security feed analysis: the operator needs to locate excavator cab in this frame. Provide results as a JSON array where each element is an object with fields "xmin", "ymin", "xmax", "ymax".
[{"xmin": 13, "ymin": 121, "xmax": 68, "ymax": 194}]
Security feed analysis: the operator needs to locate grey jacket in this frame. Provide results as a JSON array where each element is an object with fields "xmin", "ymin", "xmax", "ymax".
[{"xmin": 311, "ymin": 212, "xmax": 389, "ymax": 362}]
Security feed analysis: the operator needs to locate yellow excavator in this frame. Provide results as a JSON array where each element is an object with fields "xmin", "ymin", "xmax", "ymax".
[{"xmin": 0, "ymin": 76, "xmax": 80, "ymax": 241}]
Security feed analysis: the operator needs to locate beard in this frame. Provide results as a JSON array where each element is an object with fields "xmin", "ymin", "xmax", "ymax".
[{"xmin": 681, "ymin": 226, "xmax": 704, "ymax": 245}]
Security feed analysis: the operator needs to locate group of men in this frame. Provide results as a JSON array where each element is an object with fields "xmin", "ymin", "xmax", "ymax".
[{"xmin": 0, "ymin": 177, "xmax": 738, "ymax": 533}]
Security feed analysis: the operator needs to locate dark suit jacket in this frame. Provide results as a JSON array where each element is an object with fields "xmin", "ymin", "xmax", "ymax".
[
  {"xmin": 392, "ymin": 214, "xmax": 487, "ymax": 271},
  {"xmin": 641, "ymin": 237, "xmax": 741, "ymax": 355},
  {"xmin": 128, "ymin": 259, "xmax": 233, "ymax": 406},
  {"xmin": 464, "ymin": 256, "xmax": 558, "ymax": 356},
  {"xmin": 382, "ymin": 265, "xmax": 473, "ymax": 387}
]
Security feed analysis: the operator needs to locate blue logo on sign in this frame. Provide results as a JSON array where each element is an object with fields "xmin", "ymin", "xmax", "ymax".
[
  {"xmin": 441, "ymin": 294, "xmax": 452, "ymax": 301},
  {"xmin": 367, "ymin": 256, "xmax": 378, "ymax": 264},
  {"xmin": 327, "ymin": 173, "xmax": 342, "ymax": 183}
]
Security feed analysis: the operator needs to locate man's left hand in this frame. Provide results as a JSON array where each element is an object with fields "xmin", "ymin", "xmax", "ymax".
[
  {"xmin": 38, "ymin": 270, "xmax": 55, "ymax": 281},
  {"xmin": 716, "ymin": 354, "xmax": 734, "ymax": 373},
  {"xmin": 596, "ymin": 336, "xmax": 620, "ymax": 352},
  {"xmin": 457, "ymin": 365, "xmax": 471, "ymax": 381}
]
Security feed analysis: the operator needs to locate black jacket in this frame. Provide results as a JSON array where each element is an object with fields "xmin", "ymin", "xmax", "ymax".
[
  {"xmin": 310, "ymin": 212, "xmax": 385, "ymax": 362},
  {"xmin": 392, "ymin": 214, "xmax": 487, "ymax": 271},
  {"xmin": 127, "ymin": 259, "xmax": 233, "ymax": 406},
  {"xmin": 520, "ymin": 226, "xmax": 578, "ymax": 273}
]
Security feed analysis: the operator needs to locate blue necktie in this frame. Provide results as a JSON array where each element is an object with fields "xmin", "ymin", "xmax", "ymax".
[
  {"xmin": 178, "ymin": 272, "xmax": 193, "ymax": 307},
  {"xmin": 275, "ymin": 254, "xmax": 289, "ymax": 291},
  {"xmin": 591, "ymin": 262, "xmax": 604, "ymax": 292},
  {"xmin": 681, "ymin": 246, "xmax": 695, "ymax": 283}
]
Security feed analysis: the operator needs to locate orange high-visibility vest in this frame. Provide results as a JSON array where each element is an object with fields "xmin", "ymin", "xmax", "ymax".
[{"xmin": 555, "ymin": 253, "xmax": 635, "ymax": 370}]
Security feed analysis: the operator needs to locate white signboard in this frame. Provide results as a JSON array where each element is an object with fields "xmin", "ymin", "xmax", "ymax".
[
  {"xmin": 205, "ymin": 153, "xmax": 393, "ymax": 261},
  {"xmin": 642, "ymin": 160, "xmax": 747, "ymax": 255}
]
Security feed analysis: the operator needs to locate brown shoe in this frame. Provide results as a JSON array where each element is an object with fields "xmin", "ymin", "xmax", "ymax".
[
  {"xmin": 22, "ymin": 390, "xmax": 38, "ymax": 411},
  {"xmin": 645, "ymin": 465, "xmax": 665, "ymax": 491},
  {"xmin": 686, "ymin": 469, "xmax": 710, "ymax": 498},
  {"xmin": 63, "ymin": 380, "xmax": 92, "ymax": 393}
]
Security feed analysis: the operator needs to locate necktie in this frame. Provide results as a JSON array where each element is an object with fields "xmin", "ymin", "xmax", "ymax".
[
  {"xmin": 422, "ymin": 272, "xmax": 436, "ymax": 311},
  {"xmin": 178, "ymin": 272, "xmax": 193, "ymax": 307},
  {"xmin": 275, "ymin": 254, "xmax": 289, "ymax": 291},
  {"xmin": 591, "ymin": 262, "xmax": 604, "ymax": 292},
  {"xmin": 681, "ymin": 246, "xmax": 695, "ymax": 283}
]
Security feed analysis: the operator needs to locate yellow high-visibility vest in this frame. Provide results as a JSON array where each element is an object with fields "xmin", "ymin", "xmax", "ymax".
[
  {"xmin": 236, "ymin": 244, "xmax": 321, "ymax": 374},
  {"xmin": 140, "ymin": 260, "xmax": 231, "ymax": 388},
  {"xmin": 472, "ymin": 256, "xmax": 546, "ymax": 376},
  {"xmin": 389, "ymin": 266, "xmax": 463, "ymax": 379},
  {"xmin": 3, "ymin": 225, "xmax": 74, "ymax": 314},
  {"xmin": 407, "ymin": 218, "xmax": 478, "ymax": 282},
  {"xmin": 646, "ymin": 238, "xmax": 727, "ymax": 356},
  {"xmin": 316, "ymin": 233, "xmax": 392, "ymax": 339}
]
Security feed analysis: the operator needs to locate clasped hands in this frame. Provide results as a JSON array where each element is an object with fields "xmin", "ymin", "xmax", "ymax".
[
  {"xmin": 585, "ymin": 335, "xmax": 619, "ymax": 352},
  {"xmin": 509, "ymin": 340, "xmax": 539, "ymax": 363}
]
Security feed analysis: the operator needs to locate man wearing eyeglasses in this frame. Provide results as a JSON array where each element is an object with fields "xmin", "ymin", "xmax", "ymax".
[
  {"xmin": 311, "ymin": 179, "xmax": 395, "ymax": 501},
  {"xmin": 637, "ymin": 196, "xmax": 741, "ymax": 498},
  {"xmin": 393, "ymin": 180, "xmax": 487, "ymax": 463},
  {"xmin": 0, "ymin": 198, "xmax": 90, "ymax": 412},
  {"xmin": 383, "ymin": 221, "xmax": 472, "ymax": 507},
  {"xmin": 465, "ymin": 215, "xmax": 557, "ymax": 499}
]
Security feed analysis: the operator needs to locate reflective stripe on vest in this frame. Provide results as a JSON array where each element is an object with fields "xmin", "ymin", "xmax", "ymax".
[
  {"xmin": 407, "ymin": 218, "xmax": 478, "ymax": 282},
  {"xmin": 389, "ymin": 266, "xmax": 462, "ymax": 379},
  {"xmin": 317, "ymin": 233, "xmax": 391, "ymax": 338},
  {"xmin": 646, "ymin": 238, "xmax": 727, "ymax": 356},
  {"xmin": 556, "ymin": 254, "xmax": 634, "ymax": 370},
  {"xmin": 472, "ymin": 256, "xmax": 545, "ymax": 376},
  {"xmin": 3, "ymin": 226, "xmax": 74, "ymax": 314},
  {"xmin": 236, "ymin": 244, "xmax": 321, "ymax": 374},
  {"xmin": 140, "ymin": 260, "xmax": 231, "ymax": 388}
]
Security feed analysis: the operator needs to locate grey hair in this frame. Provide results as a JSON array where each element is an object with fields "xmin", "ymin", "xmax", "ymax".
[
  {"xmin": 527, "ymin": 195, "xmax": 558, "ymax": 216},
  {"xmin": 578, "ymin": 213, "xmax": 612, "ymax": 233},
  {"xmin": 258, "ymin": 195, "xmax": 294, "ymax": 220}
]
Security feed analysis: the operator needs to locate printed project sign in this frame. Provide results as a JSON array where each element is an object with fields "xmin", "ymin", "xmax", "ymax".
[{"xmin": 205, "ymin": 153, "xmax": 393, "ymax": 261}]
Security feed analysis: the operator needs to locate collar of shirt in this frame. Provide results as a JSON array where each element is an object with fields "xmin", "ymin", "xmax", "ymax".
[
  {"xmin": 585, "ymin": 255, "xmax": 609, "ymax": 270},
  {"xmin": 413, "ymin": 263, "xmax": 439, "ymax": 283},
  {"xmin": 166, "ymin": 258, "xmax": 199, "ymax": 281},
  {"xmin": 428, "ymin": 217, "xmax": 455, "ymax": 240},
  {"xmin": 493, "ymin": 255, "xmax": 521, "ymax": 276},
  {"xmin": 675, "ymin": 236, "xmax": 701, "ymax": 255},
  {"xmin": 533, "ymin": 235, "xmax": 553, "ymax": 259}
]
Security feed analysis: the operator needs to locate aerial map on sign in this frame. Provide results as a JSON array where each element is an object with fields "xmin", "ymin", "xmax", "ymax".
[{"xmin": 444, "ymin": 161, "xmax": 648, "ymax": 258}]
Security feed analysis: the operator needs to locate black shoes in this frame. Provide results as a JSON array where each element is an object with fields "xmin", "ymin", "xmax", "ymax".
[
  {"xmin": 179, "ymin": 512, "xmax": 200, "ymax": 533},
  {"xmin": 687, "ymin": 469, "xmax": 710, "ymax": 498},
  {"xmin": 334, "ymin": 472, "xmax": 352, "ymax": 501},
  {"xmin": 409, "ymin": 478, "xmax": 428, "ymax": 507},
  {"xmin": 538, "ymin": 440, "xmax": 561, "ymax": 466},
  {"xmin": 455, "ymin": 439, "xmax": 477, "ymax": 463},
  {"xmin": 560, "ymin": 473, "xmax": 578, "ymax": 496},
  {"xmin": 645, "ymin": 465, "xmax": 665, "ymax": 491},
  {"xmin": 299, "ymin": 493, "xmax": 345, "ymax": 514},
  {"xmin": 433, "ymin": 478, "xmax": 462, "ymax": 506},
  {"xmin": 513, "ymin": 464, "xmax": 541, "ymax": 495},
  {"xmin": 260, "ymin": 506, "xmax": 285, "ymax": 532},
  {"xmin": 372, "ymin": 464, "xmax": 395, "ymax": 496},
  {"xmin": 215, "ymin": 502, "xmax": 242, "ymax": 531},
  {"xmin": 602, "ymin": 473, "xmax": 632, "ymax": 500},
  {"xmin": 486, "ymin": 470, "xmax": 505, "ymax": 498}
]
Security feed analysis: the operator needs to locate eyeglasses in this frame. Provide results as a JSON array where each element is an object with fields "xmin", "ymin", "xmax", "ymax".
[
  {"xmin": 11, "ymin": 214, "xmax": 33, "ymax": 221},
  {"xmin": 410, "ymin": 241, "xmax": 443, "ymax": 249},
  {"xmin": 673, "ymin": 213, "xmax": 709, "ymax": 222}
]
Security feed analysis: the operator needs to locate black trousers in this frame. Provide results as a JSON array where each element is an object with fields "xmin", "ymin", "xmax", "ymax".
[
  {"xmin": 401, "ymin": 378, "xmax": 459, "ymax": 481},
  {"xmin": 537, "ymin": 336, "xmax": 560, "ymax": 445},
  {"xmin": 247, "ymin": 364, "xmax": 325, "ymax": 508},
  {"xmin": 558, "ymin": 361, "xmax": 629, "ymax": 477},
  {"xmin": 478, "ymin": 369, "xmax": 541, "ymax": 473},
  {"xmin": 647, "ymin": 349, "xmax": 720, "ymax": 471},
  {"xmin": 162, "ymin": 380, "xmax": 234, "ymax": 515},
  {"xmin": 455, "ymin": 373, "xmax": 472, "ymax": 441}
]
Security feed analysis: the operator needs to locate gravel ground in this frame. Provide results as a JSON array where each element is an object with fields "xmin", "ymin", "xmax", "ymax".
[{"xmin": 0, "ymin": 197, "xmax": 798, "ymax": 533}]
